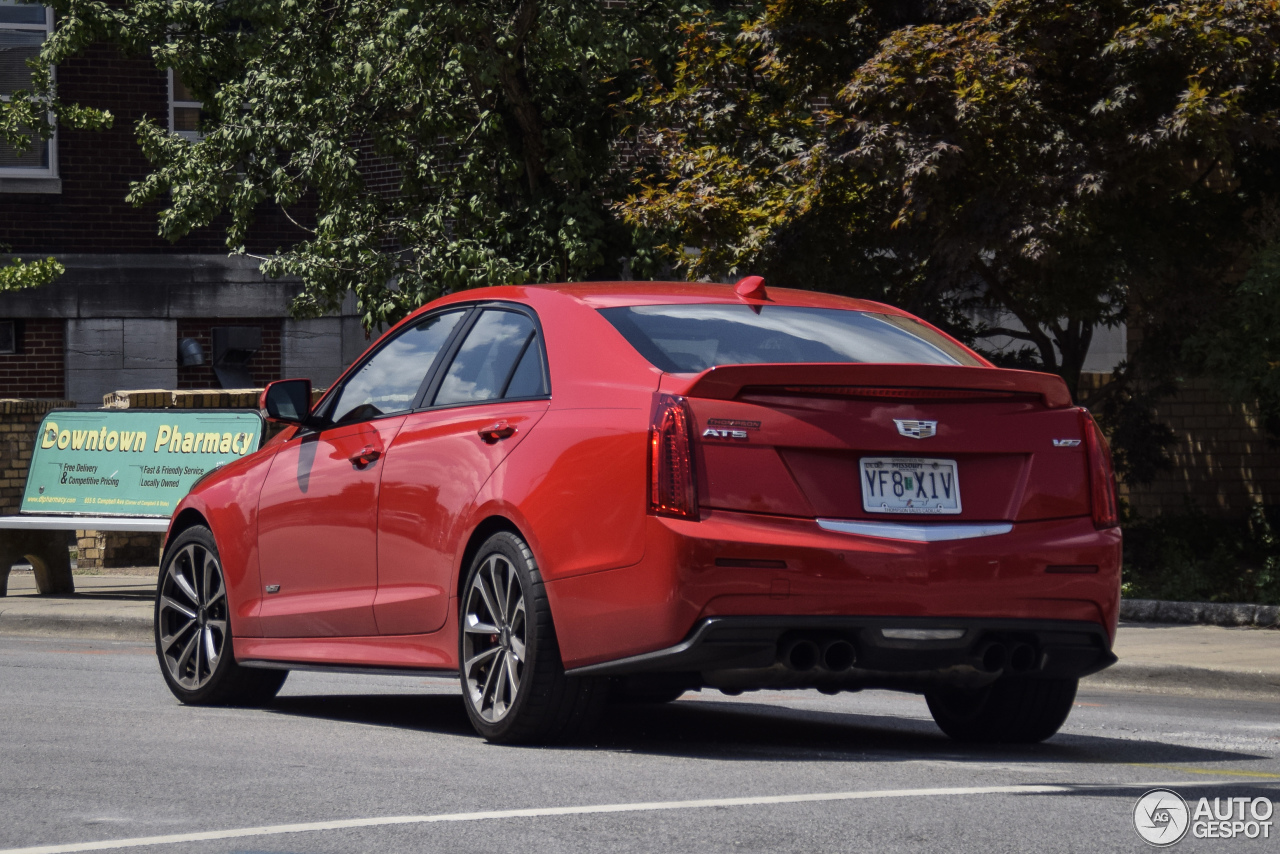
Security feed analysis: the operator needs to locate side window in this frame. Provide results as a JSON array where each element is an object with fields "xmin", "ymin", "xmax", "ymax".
[
  {"xmin": 503, "ymin": 336, "xmax": 547, "ymax": 399},
  {"xmin": 328, "ymin": 310, "xmax": 464, "ymax": 425},
  {"xmin": 434, "ymin": 310, "xmax": 542, "ymax": 406}
]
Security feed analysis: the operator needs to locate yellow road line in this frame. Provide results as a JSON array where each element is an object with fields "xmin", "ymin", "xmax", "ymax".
[{"xmin": 1129, "ymin": 763, "xmax": 1280, "ymax": 780}]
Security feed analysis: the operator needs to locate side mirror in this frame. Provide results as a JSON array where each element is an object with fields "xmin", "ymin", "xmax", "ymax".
[{"xmin": 260, "ymin": 379, "xmax": 312, "ymax": 424}]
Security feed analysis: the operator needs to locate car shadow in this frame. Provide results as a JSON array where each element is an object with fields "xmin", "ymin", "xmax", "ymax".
[
  {"xmin": 261, "ymin": 690, "xmax": 1268, "ymax": 769},
  {"xmin": 15, "ymin": 589, "xmax": 156, "ymax": 602},
  {"xmin": 267, "ymin": 693, "xmax": 476, "ymax": 737}
]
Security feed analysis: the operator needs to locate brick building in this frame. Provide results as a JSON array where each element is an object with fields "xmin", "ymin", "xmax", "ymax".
[{"xmin": 0, "ymin": 2, "xmax": 367, "ymax": 405}]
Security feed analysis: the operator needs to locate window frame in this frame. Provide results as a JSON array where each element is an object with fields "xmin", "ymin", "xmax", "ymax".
[
  {"xmin": 168, "ymin": 67, "xmax": 203, "ymax": 142},
  {"xmin": 417, "ymin": 302, "xmax": 551, "ymax": 412},
  {"xmin": 0, "ymin": 319, "xmax": 17, "ymax": 354},
  {"xmin": 0, "ymin": 3, "xmax": 57, "ymax": 180},
  {"xmin": 307, "ymin": 306, "xmax": 474, "ymax": 430},
  {"xmin": 308, "ymin": 300, "xmax": 551, "ymax": 431}
]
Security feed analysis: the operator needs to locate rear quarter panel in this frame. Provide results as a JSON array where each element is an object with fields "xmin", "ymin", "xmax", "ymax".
[{"xmin": 458, "ymin": 290, "xmax": 662, "ymax": 592}]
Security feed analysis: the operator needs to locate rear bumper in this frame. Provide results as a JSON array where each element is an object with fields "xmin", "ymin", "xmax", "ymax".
[
  {"xmin": 546, "ymin": 508, "xmax": 1121, "ymax": 672},
  {"xmin": 565, "ymin": 615, "xmax": 1115, "ymax": 693}
]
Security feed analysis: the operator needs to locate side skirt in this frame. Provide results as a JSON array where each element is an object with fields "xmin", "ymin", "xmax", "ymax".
[
  {"xmin": 232, "ymin": 612, "xmax": 459, "ymax": 673},
  {"xmin": 240, "ymin": 659, "xmax": 457, "ymax": 679}
]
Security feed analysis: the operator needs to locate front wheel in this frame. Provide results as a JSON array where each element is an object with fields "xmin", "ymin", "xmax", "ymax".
[
  {"xmin": 459, "ymin": 531, "xmax": 606, "ymax": 743},
  {"xmin": 925, "ymin": 677, "xmax": 1078, "ymax": 744},
  {"xmin": 155, "ymin": 525, "xmax": 287, "ymax": 706}
]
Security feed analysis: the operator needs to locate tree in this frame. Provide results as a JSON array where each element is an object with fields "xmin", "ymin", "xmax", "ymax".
[
  {"xmin": 620, "ymin": 1, "xmax": 980, "ymax": 320},
  {"xmin": 12, "ymin": 0, "xmax": 680, "ymax": 330},
  {"xmin": 1188, "ymin": 241, "xmax": 1280, "ymax": 435},
  {"xmin": 620, "ymin": 0, "xmax": 1280, "ymax": 481}
]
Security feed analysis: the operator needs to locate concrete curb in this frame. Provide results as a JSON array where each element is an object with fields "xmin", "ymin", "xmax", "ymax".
[
  {"xmin": 1085, "ymin": 662, "xmax": 1280, "ymax": 701},
  {"xmin": 1121, "ymin": 599, "xmax": 1280, "ymax": 629},
  {"xmin": 0, "ymin": 610, "xmax": 151, "ymax": 642}
]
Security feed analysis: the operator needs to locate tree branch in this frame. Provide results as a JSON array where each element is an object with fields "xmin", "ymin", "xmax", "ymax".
[
  {"xmin": 983, "ymin": 326, "xmax": 1039, "ymax": 342},
  {"xmin": 480, "ymin": 1, "xmax": 547, "ymax": 196},
  {"xmin": 971, "ymin": 261, "xmax": 1059, "ymax": 371}
]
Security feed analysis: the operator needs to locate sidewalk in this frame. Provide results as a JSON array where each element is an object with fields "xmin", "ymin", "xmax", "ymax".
[
  {"xmin": 0, "ymin": 570, "xmax": 155, "ymax": 641},
  {"xmin": 2, "ymin": 570, "xmax": 1278, "ymax": 699},
  {"xmin": 1090, "ymin": 622, "xmax": 1280, "ymax": 699}
]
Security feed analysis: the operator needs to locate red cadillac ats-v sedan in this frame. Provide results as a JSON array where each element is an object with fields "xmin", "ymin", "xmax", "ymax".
[{"xmin": 154, "ymin": 279, "xmax": 1120, "ymax": 744}]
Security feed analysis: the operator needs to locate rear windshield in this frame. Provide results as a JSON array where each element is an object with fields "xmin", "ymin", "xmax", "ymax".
[{"xmin": 599, "ymin": 304, "xmax": 983, "ymax": 373}]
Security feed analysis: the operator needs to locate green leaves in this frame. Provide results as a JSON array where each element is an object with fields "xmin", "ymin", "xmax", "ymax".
[
  {"xmin": 40, "ymin": 0, "xmax": 682, "ymax": 330},
  {"xmin": 0, "ymin": 255, "xmax": 65, "ymax": 292},
  {"xmin": 20, "ymin": 0, "xmax": 1280, "ymax": 478}
]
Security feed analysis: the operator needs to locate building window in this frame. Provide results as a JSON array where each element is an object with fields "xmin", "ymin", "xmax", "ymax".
[
  {"xmin": 169, "ymin": 69, "xmax": 203, "ymax": 141},
  {"xmin": 0, "ymin": 320, "xmax": 16, "ymax": 354},
  {"xmin": 0, "ymin": 1, "xmax": 55, "ymax": 177}
]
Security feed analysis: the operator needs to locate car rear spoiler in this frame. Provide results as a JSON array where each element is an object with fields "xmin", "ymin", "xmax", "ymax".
[{"xmin": 677, "ymin": 363, "xmax": 1074, "ymax": 409}]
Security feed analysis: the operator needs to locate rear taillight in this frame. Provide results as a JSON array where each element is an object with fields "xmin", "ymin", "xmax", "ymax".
[
  {"xmin": 649, "ymin": 394, "xmax": 698, "ymax": 520},
  {"xmin": 1081, "ymin": 409, "xmax": 1118, "ymax": 529}
]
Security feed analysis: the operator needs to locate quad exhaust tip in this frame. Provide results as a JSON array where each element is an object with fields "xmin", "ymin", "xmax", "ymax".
[
  {"xmin": 779, "ymin": 636, "xmax": 857, "ymax": 672},
  {"xmin": 820, "ymin": 639, "xmax": 856, "ymax": 672},
  {"xmin": 972, "ymin": 639, "xmax": 1039, "ymax": 674},
  {"xmin": 781, "ymin": 637, "xmax": 820, "ymax": 671},
  {"xmin": 1009, "ymin": 642, "xmax": 1037, "ymax": 673},
  {"xmin": 975, "ymin": 640, "xmax": 1008, "ymax": 673}
]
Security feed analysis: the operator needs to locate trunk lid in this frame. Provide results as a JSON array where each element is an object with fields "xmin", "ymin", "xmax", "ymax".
[{"xmin": 667, "ymin": 363, "xmax": 1089, "ymax": 523}]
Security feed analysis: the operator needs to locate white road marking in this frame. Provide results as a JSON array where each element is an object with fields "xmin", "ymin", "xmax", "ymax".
[{"xmin": 0, "ymin": 781, "xmax": 1221, "ymax": 854}]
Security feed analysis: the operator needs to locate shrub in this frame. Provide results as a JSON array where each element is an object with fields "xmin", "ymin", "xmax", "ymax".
[{"xmin": 1122, "ymin": 504, "xmax": 1280, "ymax": 605}]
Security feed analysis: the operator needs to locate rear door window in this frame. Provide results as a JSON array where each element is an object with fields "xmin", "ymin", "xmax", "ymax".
[
  {"xmin": 433, "ymin": 309, "xmax": 545, "ymax": 406},
  {"xmin": 598, "ymin": 304, "xmax": 982, "ymax": 372}
]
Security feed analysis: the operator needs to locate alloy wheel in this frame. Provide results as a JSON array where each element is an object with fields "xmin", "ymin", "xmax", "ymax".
[
  {"xmin": 158, "ymin": 542, "xmax": 228, "ymax": 691},
  {"xmin": 462, "ymin": 553, "xmax": 527, "ymax": 723}
]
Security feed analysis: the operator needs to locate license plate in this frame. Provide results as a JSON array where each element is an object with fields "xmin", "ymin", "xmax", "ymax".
[{"xmin": 860, "ymin": 457, "xmax": 961, "ymax": 515}]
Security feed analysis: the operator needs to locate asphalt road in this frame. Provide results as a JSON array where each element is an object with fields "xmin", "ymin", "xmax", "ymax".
[{"xmin": 2, "ymin": 635, "xmax": 1278, "ymax": 854}]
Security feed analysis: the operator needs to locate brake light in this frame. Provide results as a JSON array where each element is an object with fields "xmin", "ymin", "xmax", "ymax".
[
  {"xmin": 1081, "ymin": 409, "xmax": 1118, "ymax": 529},
  {"xmin": 649, "ymin": 394, "xmax": 698, "ymax": 519},
  {"xmin": 765, "ymin": 386, "xmax": 1038, "ymax": 403}
]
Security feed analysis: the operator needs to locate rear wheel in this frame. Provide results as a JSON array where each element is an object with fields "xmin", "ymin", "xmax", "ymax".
[
  {"xmin": 459, "ymin": 531, "xmax": 606, "ymax": 743},
  {"xmin": 155, "ymin": 525, "xmax": 287, "ymax": 706},
  {"xmin": 925, "ymin": 677, "xmax": 1078, "ymax": 743}
]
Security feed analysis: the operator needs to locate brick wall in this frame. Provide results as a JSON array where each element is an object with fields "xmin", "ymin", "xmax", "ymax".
[
  {"xmin": 75, "ymin": 530, "xmax": 161, "ymax": 570},
  {"xmin": 0, "ymin": 43, "xmax": 305, "ymax": 254},
  {"xmin": 0, "ymin": 320, "xmax": 64, "ymax": 398},
  {"xmin": 175, "ymin": 318, "xmax": 283, "ymax": 389},
  {"xmin": 0, "ymin": 398, "xmax": 76, "ymax": 516},
  {"xmin": 1079, "ymin": 372, "xmax": 1280, "ymax": 518}
]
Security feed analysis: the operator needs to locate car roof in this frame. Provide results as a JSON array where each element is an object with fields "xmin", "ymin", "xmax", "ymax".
[{"xmin": 422, "ymin": 281, "xmax": 912, "ymax": 316}]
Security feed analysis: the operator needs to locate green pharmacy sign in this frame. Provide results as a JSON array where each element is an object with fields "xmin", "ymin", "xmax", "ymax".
[{"xmin": 23, "ymin": 410, "xmax": 264, "ymax": 517}]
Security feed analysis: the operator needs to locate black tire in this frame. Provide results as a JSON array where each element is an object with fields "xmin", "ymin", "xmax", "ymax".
[
  {"xmin": 155, "ymin": 525, "xmax": 287, "ymax": 707},
  {"xmin": 458, "ymin": 531, "xmax": 607, "ymax": 744},
  {"xmin": 925, "ymin": 677, "xmax": 1078, "ymax": 744}
]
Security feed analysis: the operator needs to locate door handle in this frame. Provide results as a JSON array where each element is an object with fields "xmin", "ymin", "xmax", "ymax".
[
  {"xmin": 478, "ymin": 421, "xmax": 517, "ymax": 444},
  {"xmin": 349, "ymin": 445, "xmax": 382, "ymax": 467}
]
